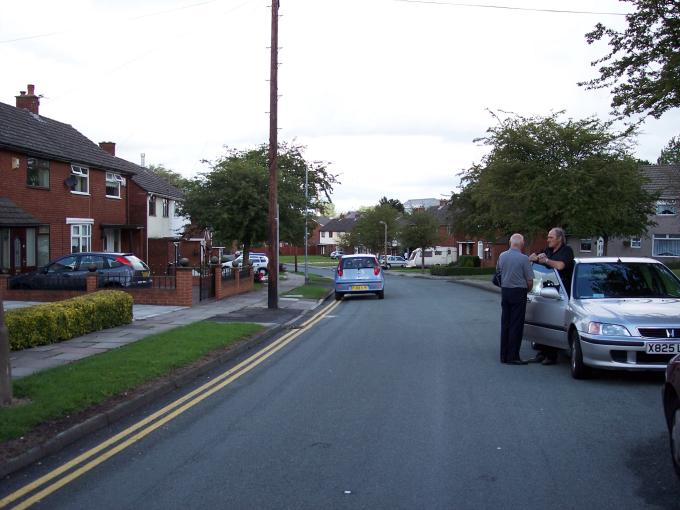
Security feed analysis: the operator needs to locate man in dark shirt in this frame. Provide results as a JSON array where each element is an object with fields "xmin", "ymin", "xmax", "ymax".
[{"xmin": 528, "ymin": 227, "xmax": 575, "ymax": 365}]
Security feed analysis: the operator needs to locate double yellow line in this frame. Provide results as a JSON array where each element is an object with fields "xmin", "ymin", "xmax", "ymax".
[{"xmin": 1, "ymin": 300, "xmax": 341, "ymax": 510}]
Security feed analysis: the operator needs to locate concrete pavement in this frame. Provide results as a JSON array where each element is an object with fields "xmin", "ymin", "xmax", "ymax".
[{"xmin": 8, "ymin": 272, "xmax": 325, "ymax": 379}]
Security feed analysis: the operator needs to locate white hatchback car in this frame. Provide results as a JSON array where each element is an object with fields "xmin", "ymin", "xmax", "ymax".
[{"xmin": 223, "ymin": 254, "xmax": 269, "ymax": 274}]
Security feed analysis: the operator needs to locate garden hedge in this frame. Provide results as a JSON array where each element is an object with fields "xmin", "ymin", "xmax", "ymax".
[
  {"xmin": 5, "ymin": 290, "xmax": 133, "ymax": 351},
  {"xmin": 430, "ymin": 266, "xmax": 496, "ymax": 276}
]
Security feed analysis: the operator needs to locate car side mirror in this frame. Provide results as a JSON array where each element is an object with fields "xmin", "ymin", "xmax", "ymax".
[{"xmin": 539, "ymin": 286, "xmax": 561, "ymax": 300}]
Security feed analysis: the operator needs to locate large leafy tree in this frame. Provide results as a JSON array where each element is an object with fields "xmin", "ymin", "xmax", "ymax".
[
  {"xmin": 450, "ymin": 112, "xmax": 658, "ymax": 252},
  {"xmin": 147, "ymin": 163, "xmax": 190, "ymax": 191},
  {"xmin": 182, "ymin": 143, "xmax": 337, "ymax": 264},
  {"xmin": 343, "ymin": 204, "xmax": 400, "ymax": 255},
  {"xmin": 399, "ymin": 210, "xmax": 439, "ymax": 270},
  {"xmin": 378, "ymin": 196, "xmax": 405, "ymax": 213},
  {"xmin": 658, "ymin": 135, "xmax": 680, "ymax": 164},
  {"xmin": 580, "ymin": 0, "xmax": 680, "ymax": 119}
]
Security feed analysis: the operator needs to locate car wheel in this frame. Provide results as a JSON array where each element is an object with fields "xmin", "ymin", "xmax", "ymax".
[
  {"xmin": 387, "ymin": 264, "xmax": 392, "ymax": 269},
  {"xmin": 377, "ymin": 290, "xmax": 384, "ymax": 299},
  {"xmin": 258, "ymin": 268, "xmax": 268, "ymax": 276},
  {"xmin": 671, "ymin": 399, "xmax": 680, "ymax": 480},
  {"xmin": 569, "ymin": 330, "xmax": 590, "ymax": 380},
  {"xmin": 334, "ymin": 292, "xmax": 343, "ymax": 301}
]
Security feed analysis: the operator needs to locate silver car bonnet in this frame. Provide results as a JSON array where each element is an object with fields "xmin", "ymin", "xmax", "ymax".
[{"xmin": 574, "ymin": 298, "xmax": 680, "ymax": 329}]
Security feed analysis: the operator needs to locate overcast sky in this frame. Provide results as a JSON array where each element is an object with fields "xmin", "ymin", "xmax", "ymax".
[{"xmin": 2, "ymin": 0, "xmax": 678, "ymax": 213}]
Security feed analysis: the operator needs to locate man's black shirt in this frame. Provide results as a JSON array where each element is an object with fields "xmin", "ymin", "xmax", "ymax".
[{"xmin": 543, "ymin": 244, "xmax": 575, "ymax": 293}]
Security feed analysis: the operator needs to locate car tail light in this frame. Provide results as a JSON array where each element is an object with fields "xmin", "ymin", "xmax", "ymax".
[
  {"xmin": 374, "ymin": 264, "xmax": 381, "ymax": 276},
  {"xmin": 337, "ymin": 264, "xmax": 343, "ymax": 277},
  {"xmin": 115, "ymin": 256, "xmax": 132, "ymax": 266}
]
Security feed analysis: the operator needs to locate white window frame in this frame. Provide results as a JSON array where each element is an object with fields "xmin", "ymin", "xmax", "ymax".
[
  {"xmin": 653, "ymin": 234, "xmax": 680, "ymax": 257},
  {"xmin": 162, "ymin": 198, "xmax": 169, "ymax": 218},
  {"xmin": 630, "ymin": 236, "xmax": 642, "ymax": 249},
  {"xmin": 656, "ymin": 200, "xmax": 677, "ymax": 216},
  {"xmin": 105, "ymin": 172, "xmax": 123, "ymax": 199},
  {"xmin": 580, "ymin": 239, "xmax": 592, "ymax": 252},
  {"xmin": 70, "ymin": 165, "xmax": 89, "ymax": 195},
  {"xmin": 70, "ymin": 224, "xmax": 92, "ymax": 253}
]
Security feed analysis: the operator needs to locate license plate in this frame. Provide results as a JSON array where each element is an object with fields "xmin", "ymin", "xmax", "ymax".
[
  {"xmin": 645, "ymin": 342, "xmax": 680, "ymax": 354},
  {"xmin": 351, "ymin": 285, "xmax": 369, "ymax": 291},
  {"xmin": 142, "ymin": 271, "xmax": 150, "ymax": 277}
]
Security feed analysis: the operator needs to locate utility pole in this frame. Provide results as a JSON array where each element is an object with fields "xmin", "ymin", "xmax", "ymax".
[
  {"xmin": 0, "ymin": 298, "xmax": 12, "ymax": 406},
  {"xmin": 267, "ymin": 0, "xmax": 280, "ymax": 309}
]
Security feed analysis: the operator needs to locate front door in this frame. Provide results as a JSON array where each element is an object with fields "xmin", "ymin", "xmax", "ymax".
[{"xmin": 10, "ymin": 229, "xmax": 26, "ymax": 275}]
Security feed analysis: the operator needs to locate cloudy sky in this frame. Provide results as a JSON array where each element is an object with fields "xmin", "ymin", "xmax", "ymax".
[{"xmin": 2, "ymin": 0, "xmax": 678, "ymax": 213}]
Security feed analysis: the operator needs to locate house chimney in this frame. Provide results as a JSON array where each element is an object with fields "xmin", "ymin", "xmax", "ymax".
[
  {"xmin": 15, "ymin": 84, "xmax": 40, "ymax": 115},
  {"xmin": 99, "ymin": 142, "xmax": 116, "ymax": 156}
]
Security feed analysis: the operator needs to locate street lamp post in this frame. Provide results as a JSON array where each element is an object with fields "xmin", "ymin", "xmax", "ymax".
[
  {"xmin": 304, "ymin": 166, "xmax": 309, "ymax": 284},
  {"xmin": 378, "ymin": 220, "xmax": 387, "ymax": 264}
]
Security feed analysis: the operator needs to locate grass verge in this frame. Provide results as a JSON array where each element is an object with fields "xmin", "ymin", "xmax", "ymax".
[
  {"xmin": 0, "ymin": 321, "xmax": 263, "ymax": 443},
  {"xmin": 284, "ymin": 273, "xmax": 333, "ymax": 299},
  {"xmin": 280, "ymin": 255, "xmax": 336, "ymax": 268}
]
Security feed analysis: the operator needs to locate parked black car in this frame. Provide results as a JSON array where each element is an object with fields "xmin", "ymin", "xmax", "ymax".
[
  {"xmin": 664, "ymin": 354, "xmax": 680, "ymax": 480},
  {"xmin": 9, "ymin": 252, "xmax": 152, "ymax": 290}
]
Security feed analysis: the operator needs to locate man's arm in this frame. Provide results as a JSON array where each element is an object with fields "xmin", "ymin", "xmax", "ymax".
[{"xmin": 526, "ymin": 278, "xmax": 533, "ymax": 291}]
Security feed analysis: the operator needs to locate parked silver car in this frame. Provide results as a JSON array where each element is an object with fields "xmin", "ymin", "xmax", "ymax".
[
  {"xmin": 524, "ymin": 257, "xmax": 680, "ymax": 379},
  {"xmin": 379, "ymin": 255, "xmax": 408, "ymax": 269}
]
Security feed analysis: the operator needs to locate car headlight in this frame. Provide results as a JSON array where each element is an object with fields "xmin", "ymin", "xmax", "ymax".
[{"xmin": 587, "ymin": 322, "xmax": 631, "ymax": 336}]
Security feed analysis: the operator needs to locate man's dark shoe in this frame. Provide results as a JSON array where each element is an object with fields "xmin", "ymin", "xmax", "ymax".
[
  {"xmin": 526, "ymin": 356, "xmax": 543, "ymax": 363},
  {"xmin": 506, "ymin": 359, "xmax": 528, "ymax": 365},
  {"xmin": 541, "ymin": 357, "xmax": 557, "ymax": 365}
]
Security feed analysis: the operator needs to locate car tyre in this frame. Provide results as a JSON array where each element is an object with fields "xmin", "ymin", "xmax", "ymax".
[
  {"xmin": 334, "ymin": 292, "xmax": 343, "ymax": 301},
  {"xmin": 387, "ymin": 264, "xmax": 392, "ymax": 269},
  {"xmin": 569, "ymin": 330, "xmax": 590, "ymax": 380},
  {"xmin": 377, "ymin": 290, "xmax": 384, "ymax": 299},
  {"xmin": 671, "ymin": 402, "xmax": 680, "ymax": 479}
]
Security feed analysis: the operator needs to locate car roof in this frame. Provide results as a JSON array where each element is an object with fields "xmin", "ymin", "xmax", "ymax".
[
  {"xmin": 62, "ymin": 252, "xmax": 132, "ymax": 257},
  {"xmin": 574, "ymin": 256, "xmax": 662, "ymax": 264},
  {"xmin": 340, "ymin": 254, "xmax": 377, "ymax": 259}
]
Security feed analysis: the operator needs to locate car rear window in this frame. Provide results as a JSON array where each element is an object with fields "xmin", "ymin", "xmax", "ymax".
[
  {"xmin": 574, "ymin": 262, "xmax": 680, "ymax": 299},
  {"xmin": 341, "ymin": 257, "xmax": 377, "ymax": 269},
  {"xmin": 110, "ymin": 255, "xmax": 149, "ymax": 270}
]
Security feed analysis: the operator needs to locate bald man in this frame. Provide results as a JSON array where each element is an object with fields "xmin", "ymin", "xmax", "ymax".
[{"xmin": 496, "ymin": 233, "xmax": 534, "ymax": 365}]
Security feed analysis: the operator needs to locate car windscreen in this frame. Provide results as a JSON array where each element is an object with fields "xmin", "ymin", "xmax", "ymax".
[
  {"xmin": 341, "ymin": 257, "xmax": 376, "ymax": 270},
  {"xmin": 574, "ymin": 262, "xmax": 680, "ymax": 299}
]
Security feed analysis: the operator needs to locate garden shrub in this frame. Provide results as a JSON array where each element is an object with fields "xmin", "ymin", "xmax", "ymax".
[
  {"xmin": 5, "ymin": 291, "xmax": 133, "ymax": 351},
  {"xmin": 457, "ymin": 255, "xmax": 481, "ymax": 268}
]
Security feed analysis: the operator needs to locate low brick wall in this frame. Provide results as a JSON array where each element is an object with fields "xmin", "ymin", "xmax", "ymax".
[{"xmin": 215, "ymin": 267, "xmax": 253, "ymax": 299}]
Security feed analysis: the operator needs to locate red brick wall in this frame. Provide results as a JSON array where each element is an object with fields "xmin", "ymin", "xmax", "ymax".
[{"xmin": 0, "ymin": 149, "xmax": 128, "ymax": 259}]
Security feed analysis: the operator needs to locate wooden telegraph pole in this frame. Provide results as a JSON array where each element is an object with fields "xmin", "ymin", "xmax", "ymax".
[
  {"xmin": 0, "ymin": 298, "xmax": 12, "ymax": 406},
  {"xmin": 268, "ymin": 0, "xmax": 279, "ymax": 309}
]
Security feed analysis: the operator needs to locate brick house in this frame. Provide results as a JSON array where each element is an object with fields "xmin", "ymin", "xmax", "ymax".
[
  {"xmin": 0, "ymin": 84, "xmax": 181, "ymax": 275},
  {"xmin": 566, "ymin": 164, "xmax": 680, "ymax": 261},
  {"xmin": 319, "ymin": 213, "xmax": 359, "ymax": 255}
]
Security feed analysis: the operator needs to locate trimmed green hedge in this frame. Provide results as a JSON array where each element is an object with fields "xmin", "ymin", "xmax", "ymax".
[
  {"xmin": 6, "ymin": 290, "xmax": 133, "ymax": 351},
  {"xmin": 457, "ymin": 255, "xmax": 481, "ymax": 268},
  {"xmin": 430, "ymin": 266, "xmax": 496, "ymax": 276}
]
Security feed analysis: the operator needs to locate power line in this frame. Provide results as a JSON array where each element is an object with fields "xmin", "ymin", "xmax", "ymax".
[{"xmin": 392, "ymin": 0, "xmax": 628, "ymax": 16}]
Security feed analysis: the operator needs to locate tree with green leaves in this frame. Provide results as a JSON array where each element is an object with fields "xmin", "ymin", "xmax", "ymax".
[
  {"xmin": 580, "ymin": 0, "xmax": 680, "ymax": 120},
  {"xmin": 378, "ymin": 196, "xmax": 405, "ymax": 213},
  {"xmin": 658, "ymin": 135, "xmax": 680, "ymax": 164},
  {"xmin": 147, "ymin": 163, "xmax": 190, "ymax": 191},
  {"xmin": 181, "ymin": 143, "xmax": 338, "ymax": 265},
  {"xmin": 450, "ymin": 112, "xmax": 658, "ymax": 253},
  {"xmin": 399, "ymin": 210, "xmax": 439, "ymax": 270},
  {"xmin": 343, "ymin": 205, "xmax": 400, "ymax": 256}
]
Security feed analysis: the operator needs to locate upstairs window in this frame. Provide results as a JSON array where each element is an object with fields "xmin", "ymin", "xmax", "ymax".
[
  {"xmin": 27, "ymin": 157, "xmax": 50, "ymax": 188},
  {"xmin": 105, "ymin": 172, "xmax": 124, "ymax": 198},
  {"xmin": 580, "ymin": 239, "xmax": 592, "ymax": 252},
  {"xmin": 656, "ymin": 200, "xmax": 677, "ymax": 215},
  {"xmin": 71, "ymin": 165, "xmax": 89, "ymax": 194},
  {"xmin": 149, "ymin": 195, "xmax": 157, "ymax": 216},
  {"xmin": 162, "ymin": 198, "xmax": 169, "ymax": 217}
]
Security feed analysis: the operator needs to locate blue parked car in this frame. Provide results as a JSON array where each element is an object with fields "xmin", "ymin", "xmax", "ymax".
[{"xmin": 334, "ymin": 254, "xmax": 384, "ymax": 301}]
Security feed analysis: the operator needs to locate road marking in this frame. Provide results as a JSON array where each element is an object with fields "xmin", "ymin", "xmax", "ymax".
[{"xmin": 0, "ymin": 300, "xmax": 341, "ymax": 510}]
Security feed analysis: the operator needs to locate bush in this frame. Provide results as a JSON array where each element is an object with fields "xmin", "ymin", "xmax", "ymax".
[
  {"xmin": 661, "ymin": 260, "xmax": 680, "ymax": 269},
  {"xmin": 457, "ymin": 255, "xmax": 481, "ymax": 268},
  {"xmin": 430, "ymin": 266, "xmax": 495, "ymax": 276},
  {"xmin": 6, "ymin": 291, "xmax": 133, "ymax": 351}
]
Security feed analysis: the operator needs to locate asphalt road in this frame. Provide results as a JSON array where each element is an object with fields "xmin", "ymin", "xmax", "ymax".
[{"xmin": 2, "ymin": 274, "xmax": 680, "ymax": 509}]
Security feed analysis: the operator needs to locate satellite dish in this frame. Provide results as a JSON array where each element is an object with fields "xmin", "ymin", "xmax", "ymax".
[{"xmin": 64, "ymin": 175, "xmax": 77, "ymax": 189}]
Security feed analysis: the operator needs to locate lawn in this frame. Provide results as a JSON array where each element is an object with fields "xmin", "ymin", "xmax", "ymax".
[
  {"xmin": 0, "ymin": 321, "xmax": 263, "ymax": 442},
  {"xmin": 280, "ymin": 255, "xmax": 337, "ymax": 268},
  {"xmin": 283, "ymin": 272, "xmax": 333, "ymax": 300}
]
